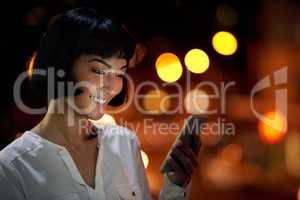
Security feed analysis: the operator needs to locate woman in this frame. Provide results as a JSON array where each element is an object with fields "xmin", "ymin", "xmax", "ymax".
[{"xmin": 0, "ymin": 7, "xmax": 199, "ymax": 199}]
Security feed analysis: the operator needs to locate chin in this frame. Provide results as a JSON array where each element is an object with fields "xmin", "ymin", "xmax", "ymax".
[{"xmin": 88, "ymin": 112, "xmax": 105, "ymax": 121}]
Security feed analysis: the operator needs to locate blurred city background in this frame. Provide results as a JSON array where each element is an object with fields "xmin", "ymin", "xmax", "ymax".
[{"xmin": 0, "ymin": 0, "xmax": 299, "ymax": 199}]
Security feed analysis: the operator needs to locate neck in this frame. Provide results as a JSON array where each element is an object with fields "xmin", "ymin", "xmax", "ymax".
[{"xmin": 32, "ymin": 98, "xmax": 94, "ymax": 147}]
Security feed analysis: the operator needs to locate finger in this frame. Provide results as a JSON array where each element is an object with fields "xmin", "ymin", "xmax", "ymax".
[
  {"xmin": 177, "ymin": 139, "xmax": 199, "ymax": 166},
  {"xmin": 176, "ymin": 139, "xmax": 184, "ymax": 146},
  {"xmin": 177, "ymin": 134, "xmax": 201, "ymax": 154},
  {"xmin": 171, "ymin": 147, "xmax": 195, "ymax": 174},
  {"xmin": 167, "ymin": 157, "xmax": 186, "ymax": 174},
  {"xmin": 177, "ymin": 146, "xmax": 199, "ymax": 167}
]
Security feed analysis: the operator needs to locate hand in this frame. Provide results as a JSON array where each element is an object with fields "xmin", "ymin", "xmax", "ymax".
[{"xmin": 166, "ymin": 140, "xmax": 199, "ymax": 187}]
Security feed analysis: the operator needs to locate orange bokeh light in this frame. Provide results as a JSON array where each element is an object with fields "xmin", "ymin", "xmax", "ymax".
[
  {"xmin": 258, "ymin": 111, "xmax": 287, "ymax": 144},
  {"xmin": 27, "ymin": 52, "xmax": 37, "ymax": 79}
]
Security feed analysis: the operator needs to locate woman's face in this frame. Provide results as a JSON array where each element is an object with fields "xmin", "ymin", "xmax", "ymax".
[{"xmin": 70, "ymin": 54, "xmax": 127, "ymax": 120}]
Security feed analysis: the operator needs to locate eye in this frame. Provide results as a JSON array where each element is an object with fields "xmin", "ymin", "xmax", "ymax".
[
  {"xmin": 117, "ymin": 73, "xmax": 125, "ymax": 78},
  {"xmin": 91, "ymin": 68, "xmax": 106, "ymax": 75}
]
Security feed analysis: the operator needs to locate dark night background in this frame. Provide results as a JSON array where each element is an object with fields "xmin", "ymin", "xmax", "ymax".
[{"xmin": 1, "ymin": 0, "xmax": 300, "ymax": 199}]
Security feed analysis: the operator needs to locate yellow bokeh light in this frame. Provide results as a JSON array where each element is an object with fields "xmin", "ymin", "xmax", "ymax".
[
  {"xmin": 141, "ymin": 150, "xmax": 149, "ymax": 169},
  {"xmin": 89, "ymin": 114, "xmax": 116, "ymax": 125},
  {"xmin": 155, "ymin": 53, "xmax": 183, "ymax": 83},
  {"xmin": 143, "ymin": 89, "xmax": 171, "ymax": 114},
  {"xmin": 258, "ymin": 111, "xmax": 287, "ymax": 144},
  {"xmin": 184, "ymin": 89, "xmax": 209, "ymax": 114},
  {"xmin": 212, "ymin": 31, "xmax": 238, "ymax": 56},
  {"xmin": 184, "ymin": 49, "xmax": 210, "ymax": 74}
]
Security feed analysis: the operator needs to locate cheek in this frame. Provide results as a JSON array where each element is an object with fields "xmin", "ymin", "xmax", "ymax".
[
  {"xmin": 113, "ymin": 79, "xmax": 124, "ymax": 95},
  {"xmin": 79, "ymin": 75, "xmax": 102, "ymax": 94}
]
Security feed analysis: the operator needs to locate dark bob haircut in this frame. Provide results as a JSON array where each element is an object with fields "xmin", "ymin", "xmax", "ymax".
[{"xmin": 31, "ymin": 7, "xmax": 136, "ymax": 106}]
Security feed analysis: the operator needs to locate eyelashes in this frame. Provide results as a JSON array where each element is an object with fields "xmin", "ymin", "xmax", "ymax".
[
  {"xmin": 91, "ymin": 68, "xmax": 125, "ymax": 78},
  {"xmin": 91, "ymin": 68, "xmax": 105, "ymax": 75}
]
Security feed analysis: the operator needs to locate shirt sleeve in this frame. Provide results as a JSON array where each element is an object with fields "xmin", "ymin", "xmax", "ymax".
[
  {"xmin": 0, "ymin": 162, "xmax": 26, "ymax": 200},
  {"xmin": 132, "ymin": 135, "xmax": 191, "ymax": 200},
  {"xmin": 132, "ymin": 135, "xmax": 153, "ymax": 200},
  {"xmin": 158, "ymin": 173, "xmax": 191, "ymax": 200}
]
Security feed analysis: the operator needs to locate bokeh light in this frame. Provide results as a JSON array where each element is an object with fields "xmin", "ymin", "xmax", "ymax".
[
  {"xmin": 258, "ymin": 111, "xmax": 287, "ymax": 144},
  {"xmin": 216, "ymin": 5, "xmax": 238, "ymax": 26},
  {"xmin": 184, "ymin": 49, "xmax": 210, "ymax": 74},
  {"xmin": 143, "ymin": 89, "xmax": 171, "ymax": 114},
  {"xmin": 201, "ymin": 130, "xmax": 223, "ymax": 147},
  {"xmin": 155, "ymin": 53, "xmax": 183, "ymax": 83},
  {"xmin": 212, "ymin": 31, "xmax": 238, "ymax": 55},
  {"xmin": 25, "ymin": 6, "xmax": 46, "ymax": 27},
  {"xmin": 89, "ymin": 114, "xmax": 116, "ymax": 125},
  {"xmin": 220, "ymin": 143, "xmax": 243, "ymax": 166},
  {"xmin": 27, "ymin": 52, "xmax": 37, "ymax": 80},
  {"xmin": 285, "ymin": 133, "xmax": 300, "ymax": 178},
  {"xmin": 129, "ymin": 43, "xmax": 147, "ymax": 68},
  {"xmin": 141, "ymin": 150, "xmax": 149, "ymax": 169},
  {"xmin": 15, "ymin": 132, "xmax": 24, "ymax": 139},
  {"xmin": 184, "ymin": 89, "xmax": 209, "ymax": 114}
]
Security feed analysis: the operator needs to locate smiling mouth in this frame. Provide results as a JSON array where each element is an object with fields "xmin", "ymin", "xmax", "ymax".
[{"xmin": 90, "ymin": 95, "xmax": 107, "ymax": 104}]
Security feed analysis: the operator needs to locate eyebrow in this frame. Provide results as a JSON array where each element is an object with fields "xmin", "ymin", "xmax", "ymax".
[{"xmin": 88, "ymin": 58, "xmax": 127, "ymax": 70}]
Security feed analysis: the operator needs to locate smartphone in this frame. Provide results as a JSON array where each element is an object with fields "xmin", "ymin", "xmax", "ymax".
[{"xmin": 160, "ymin": 115, "xmax": 207, "ymax": 173}]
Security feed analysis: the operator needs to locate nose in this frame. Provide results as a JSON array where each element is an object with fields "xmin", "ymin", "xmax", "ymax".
[{"xmin": 103, "ymin": 72, "xmax": 123, "ymax": 96}]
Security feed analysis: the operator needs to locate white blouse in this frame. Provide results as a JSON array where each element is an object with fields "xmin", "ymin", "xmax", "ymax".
[{"xmin": 0, "ymin": 124, "xmax": 190, "ymax": 200}]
